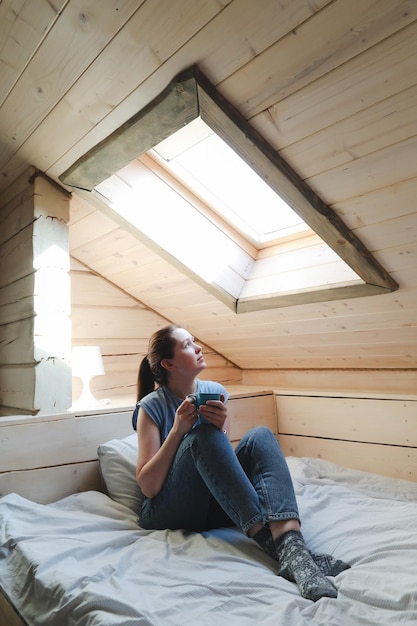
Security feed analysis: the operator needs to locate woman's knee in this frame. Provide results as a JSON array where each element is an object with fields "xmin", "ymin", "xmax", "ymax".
[
  {"xmin": 253, "ymin": 425, "xmax": 274, "ymax": 436},
  {"xmin": 187, "ymin": 423, "xmax": 228, "ymax": 447},
  {"xmin": 235, "ymin": 426, "xmax": 278, "ymax": 455},
  {"xmin": 244, "ymin": 425, "xmax": 275, "ymax": 443}
]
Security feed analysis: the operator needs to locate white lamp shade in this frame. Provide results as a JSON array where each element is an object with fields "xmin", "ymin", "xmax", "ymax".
[{"xmin": 71, "ymin": 346, "xmax": 105, "ymax": 379}]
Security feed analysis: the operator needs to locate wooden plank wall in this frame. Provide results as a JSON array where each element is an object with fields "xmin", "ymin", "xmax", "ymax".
[
  {"xmin": 71, "ymin": 256, "xmax": 242, "ymax": 405},
  {"xmin": 243, "ymin": 369, "xmax": 417, "ymax": 397},
  {"xmin": 0, "ymin": 169, "xmax": 71, "ymax": 415},
  {"xmin": 0, "ymin": 407, "xmax": 133, "ymax": 503},
  {"xmin": 276, "ymin": 391, "xmax": 417, "ymax": 481}
]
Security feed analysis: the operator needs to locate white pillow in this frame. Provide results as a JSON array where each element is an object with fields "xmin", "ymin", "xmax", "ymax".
[{"xmin": 97, "ymin": 433, "xmax": 143, "ymax": 514}]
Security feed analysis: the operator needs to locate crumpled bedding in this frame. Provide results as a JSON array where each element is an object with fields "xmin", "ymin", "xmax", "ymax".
[{"xmin": 0, "ymin": 457, "xmax": 416, "ymax": 626}]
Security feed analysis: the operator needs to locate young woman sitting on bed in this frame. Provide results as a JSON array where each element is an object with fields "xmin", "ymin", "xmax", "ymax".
[{"xmin": 132, "ymin": 324, "xmax": 349, "ymax": 602}]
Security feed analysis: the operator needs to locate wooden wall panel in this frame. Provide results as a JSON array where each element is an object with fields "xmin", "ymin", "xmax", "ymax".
[
  {"xmin": 309, "ymin": 136, "xmax": 417, "ymax": 204},
  {"xmin": 0, "ymin": 409, "xmax": 132, "ymax": 472},
  {"xmin": 276, "ymin": 390, "xmax": 417, "ymax": 481},
  {"xmin": 0, "ymin": 274, "xmax": 34, "ymax": 325},
  {"xmin": 67, "ymin": 173, "xmax": 416, "ymax": 373},
  {"xmin": 243, "ymin": 369, "xmax": 417, "ymax": 397},
  {"xmin": 68, "ymin": 194, "xmax": 417, "ymax": 378},
  {"xmin": 279, "ymin": 435, "xmax": 417, "ymax": 482},
  {"xmin": 70, "ymin": 257, "xmax": 242, "ymax": 404},
  {"xmin": 0, "ymin": 0, "xmax": 67, "ymax": 102},
  {"xmin": 0, "ymin": 462, "xmax": 101, "ymax": 505},
  {"xmin": 0, "ymin": 171, "xmax": 71, "ymax": 415},
  {"xmin": 276, "ymin": 395, "xmax": 417, "ymax": 447},
  {"xmin": 281, "ymin": 84, "xmax": 417, "ymax": 180},
  {"xmin": 0, "ymin": 0, "xmax": 145, "ymax": 173}
]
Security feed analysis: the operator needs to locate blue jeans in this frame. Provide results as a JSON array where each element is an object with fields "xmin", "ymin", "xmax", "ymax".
[{"xmin": 140, "ymin": 425, "xmax": 300, "ymax": 534}]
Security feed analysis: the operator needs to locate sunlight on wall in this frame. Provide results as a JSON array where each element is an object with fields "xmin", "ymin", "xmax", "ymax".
[{"xmin": 33, "ymin": 243, "xmax": 71, "ymax": 361}]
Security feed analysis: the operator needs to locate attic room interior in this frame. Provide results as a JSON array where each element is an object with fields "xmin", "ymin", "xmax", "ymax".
[{"xmin": 0, "ymin": 2, "xmax": 417, "ymax": 624}]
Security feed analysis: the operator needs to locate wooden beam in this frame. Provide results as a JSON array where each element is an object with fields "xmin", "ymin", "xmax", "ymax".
[{"xmin": 60, "ymin": 72, "xmax": 199, "ymax": 190}]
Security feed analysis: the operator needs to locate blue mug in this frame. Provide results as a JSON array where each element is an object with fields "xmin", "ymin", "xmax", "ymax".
[
  {"xmin": 188, "ymin": 392, "xmax": 222, "ymax": 424},
  {"xmin": 188, "ymin": 392, "xmax": 222, "ymax": 407}
]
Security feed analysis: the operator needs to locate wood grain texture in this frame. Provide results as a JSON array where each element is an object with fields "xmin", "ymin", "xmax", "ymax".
[
  {"xmin": 0, "ymin": 0, "xmax": 416, "ymax": 399},
  {"xmin": 279, "ymin": 434, "xmax": 417, "ymax": 482},
  {"xmin": 0, "ymin": 172, "xmax": 71, "ymax": 414}
]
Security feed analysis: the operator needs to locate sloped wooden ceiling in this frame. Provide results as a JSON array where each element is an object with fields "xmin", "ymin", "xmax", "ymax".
[{"xmin": 1, "ymin": 0, "xmax": 417, "ymax": 372}]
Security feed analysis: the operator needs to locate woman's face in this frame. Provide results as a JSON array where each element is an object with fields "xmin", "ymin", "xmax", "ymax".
[{"xmin": 168, "ymin": 327, "xmax": 206, "ymax": 376}]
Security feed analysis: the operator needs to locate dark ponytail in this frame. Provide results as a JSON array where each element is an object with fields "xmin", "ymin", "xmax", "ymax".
[
  {"xmin": 136, "ymin": 324, "xmax": 180, "ymax": 401},
  {"xmin": 136, "ymin": 356, "xmax": 154, "ymax": 401}
]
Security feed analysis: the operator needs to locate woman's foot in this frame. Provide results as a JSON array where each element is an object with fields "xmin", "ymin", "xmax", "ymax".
[
  {"xmin": 252, "ymin": 526, "xmax": 350, "ymax": 579},
  {"xmin": 309, "ymin": 551, "xmax": 350, "ymax": 577},
  {"xmin": 274, "ymin": 530, "xmax": 338, "ymax": 602}
]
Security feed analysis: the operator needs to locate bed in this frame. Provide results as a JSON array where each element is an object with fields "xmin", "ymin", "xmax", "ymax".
[{"xmin": 1, "ymin": 431, "xmax": 416, "ymax": 626}]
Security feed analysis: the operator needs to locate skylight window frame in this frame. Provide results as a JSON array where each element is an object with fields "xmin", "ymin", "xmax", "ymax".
[
  {"xmin": 150, "ymin": 116, "xmax": 310, "ymax": 248},
  {"xmin": 60, "ymin": 65, "xmax": 398, "ymax": 313}
]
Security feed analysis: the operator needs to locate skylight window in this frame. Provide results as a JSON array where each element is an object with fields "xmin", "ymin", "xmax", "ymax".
[
  {"xmin": 95, "ymin": 157, "xmax": 253, "ymax": 304},
  {"xmin": 60, "ymin": 65, "xmax": 398, "ymax": 312},
  {"xmin": 152, "ymin": 118, "xmax": 309, "ymax": 247}
]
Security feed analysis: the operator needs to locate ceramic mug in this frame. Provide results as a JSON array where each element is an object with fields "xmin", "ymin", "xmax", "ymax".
[
  {"xmin": 187, "ymin": 392, "xmax": 222, "ymax": 425},
  {"xmin": 189, "ymin": 392, "xmax": 222, "ymax": 407}
]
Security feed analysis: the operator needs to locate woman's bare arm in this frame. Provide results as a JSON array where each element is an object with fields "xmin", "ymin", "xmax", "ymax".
[{"xmin": 136, "ymin": 399, "xmax": 197, "ymax": 498}]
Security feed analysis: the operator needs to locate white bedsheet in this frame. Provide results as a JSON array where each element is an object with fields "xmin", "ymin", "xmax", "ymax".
[{"xmin": 1, "ymin": 458, "xmax": 416, "ymax": 626}]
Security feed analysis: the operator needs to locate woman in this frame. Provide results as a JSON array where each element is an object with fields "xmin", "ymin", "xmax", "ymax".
[{"xmin": 133, "ymin": 324, "xmax": 349, "ymax": 602}]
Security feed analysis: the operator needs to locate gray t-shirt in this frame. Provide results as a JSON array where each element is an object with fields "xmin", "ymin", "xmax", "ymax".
[{"xmin": 132, "ymin": 380, "xmax": 228, "ymax": 442}]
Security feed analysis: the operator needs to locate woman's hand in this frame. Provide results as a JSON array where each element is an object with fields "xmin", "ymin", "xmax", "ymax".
[
  {"xmin": 198, "ymin": 394, "xmax": 227, "ymax": 430},
  {"xmin": 172, "ymin": 397, "xmax": 199, "ymax": 437}
]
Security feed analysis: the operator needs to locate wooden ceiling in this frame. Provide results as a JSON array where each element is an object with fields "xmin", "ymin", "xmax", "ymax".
[{"xmin": 1, "ymin": 0, "xmax": 417, "ymax": 373}]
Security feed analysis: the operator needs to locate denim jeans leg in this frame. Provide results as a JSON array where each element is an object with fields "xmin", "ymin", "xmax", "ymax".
[
  {"xmin": 235, "ymin": 426, "xmax": 300, "ymax": 524},
  {"xmin": 140, "ymin": 432, "xmax": 216, "ymax": 531},
  {"xmin": 140, "ymin": 424, "xmax": 263, "ymax": 533}
]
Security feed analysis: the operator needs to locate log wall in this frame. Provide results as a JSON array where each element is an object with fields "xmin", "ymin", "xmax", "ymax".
[{"xmin": 0, "ymin": 169, "xmax": 71, "ymax": 415}]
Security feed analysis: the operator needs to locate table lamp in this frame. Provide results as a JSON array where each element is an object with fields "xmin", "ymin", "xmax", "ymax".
[{"xmin": 71, "ymin": 345, "xmax": 105, "ymax": 408}]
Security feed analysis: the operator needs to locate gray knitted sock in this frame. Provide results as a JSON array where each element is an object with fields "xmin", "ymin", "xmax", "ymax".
[
  {"xmin": 310, "ymin": 551, "xmax": 350, "ymax": 577},
  {"xmin": 253, "ymin": 526, "xmax": 350, "ymax": 578},
  {"xmin": 274, "ymin": 530, "xmax": 338, "ymax": 602}
]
